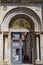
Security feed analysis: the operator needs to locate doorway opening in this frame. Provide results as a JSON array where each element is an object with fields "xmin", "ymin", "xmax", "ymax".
[
  {"xmin": 11, "ymin": 32, "xmax": 32, "ymax": 64},
  {"xmin": 9, "ymin": 14, "xmax": 34, "ymax": 64}
]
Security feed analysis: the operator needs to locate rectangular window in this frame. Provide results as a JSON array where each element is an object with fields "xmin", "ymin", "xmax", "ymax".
[{"xmin": 11, "ymin": 33, "xmax": 20, "ymax": 41}]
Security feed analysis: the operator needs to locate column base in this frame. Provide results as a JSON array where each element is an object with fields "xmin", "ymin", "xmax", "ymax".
[
  {"xmin": 36, "ymin": 59, "xmax": 40, "ymax": 64},
  {"xmin": 36, "ymin": 59, "xmax": 40, "ymax": 62},
  {"xmin": 36, "ymin": 60, "xmax": 43, "ymax": 64},
  {"xmin": 4, "ymin": 59, "xmax": 8, "ymax": 61}
]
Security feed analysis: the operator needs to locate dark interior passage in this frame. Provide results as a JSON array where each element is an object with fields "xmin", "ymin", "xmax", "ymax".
[{"xmin": 21, "ymin": 32, "xmax": 32, "ymax": 64}]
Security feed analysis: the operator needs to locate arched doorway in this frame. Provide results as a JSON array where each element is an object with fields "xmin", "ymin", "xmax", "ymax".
[
  {"xmin": 8, "ymin": 14, "xmax": 35, "ymax": 64},
  {"xmin": 1, "ymin": 7, "xmax": 41, "ymax": 65}
]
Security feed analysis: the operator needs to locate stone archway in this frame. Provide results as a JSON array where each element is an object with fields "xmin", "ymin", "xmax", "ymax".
[
  {"xmin": 1, "ymin": 7, "xmax": 41, "ymax": 65},
  {"xmin": 1, "ymin": 7, "xmax": 41, "ymax": 31},
  {"xmin": 8, "ymin": 14, "xmax": 36, "ymax": 64},
  {"xmin": 9, "ymin": 14, "xmax": 34, "ymax": 29}
]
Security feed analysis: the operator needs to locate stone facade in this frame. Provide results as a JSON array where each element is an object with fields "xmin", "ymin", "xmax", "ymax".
[{"xmin": 0, "ymin": 3, "xmax": 43, "ymax": 65}]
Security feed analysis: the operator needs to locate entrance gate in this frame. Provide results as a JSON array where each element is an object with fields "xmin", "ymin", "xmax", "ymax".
[
  {"xmin": 10, "ymin": 29, "xmax": 30, "ymax": 65},
  {"xmin": 11, "ymin": 32, "xmax": 22, "ymax": 64}
]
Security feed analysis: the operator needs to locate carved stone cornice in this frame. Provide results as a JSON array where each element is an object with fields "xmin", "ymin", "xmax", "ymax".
[{"xmin": 1, "ymin": 0, "xmax": 43, "ymax": 4}]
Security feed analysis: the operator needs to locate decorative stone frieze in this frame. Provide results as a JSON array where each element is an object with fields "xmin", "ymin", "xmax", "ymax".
[{"xmin": 1, "ymin": 0, "xmax": 43, "ymax": 4}]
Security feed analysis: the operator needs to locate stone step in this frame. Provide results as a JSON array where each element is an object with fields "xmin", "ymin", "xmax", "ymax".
[
  {"xmin": 12, "ymin": 64, "xmax": 33, "ymax": 65},
  {"xmin": 22, "ymin": 64, "xmax": 33, "ymax": 65},
  {"xmin": 3, "ymin": 61, "xmax": 8, "ymax": 65},
  {"xmin": 3, "ymin": 61, "xmax": 33, "ymax": 65}
]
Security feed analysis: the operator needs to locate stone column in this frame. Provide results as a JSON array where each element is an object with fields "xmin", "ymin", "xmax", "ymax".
[
  {"xmin": 36, "ymin": 37, "xmax": 40, "ymax": 61},
  {"xmin": 32, "ymin": 32, "xmax": 35, "ymax": 64},
  {"xmin": 8, "ymin": 32, "xmax": 11, "ymax": 61},
  {"xmin": 0, "ymin": 33, "xmax": 3, "ymax": 60},
  {"xmin": 4, "ymin": 37, "xmax": 8, "ymax": 61}
]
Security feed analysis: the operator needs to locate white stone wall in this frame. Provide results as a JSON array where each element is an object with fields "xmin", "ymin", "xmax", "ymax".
[
  {"xmin": 0, "ymin": 5, "xmax": 43, "ymax": 64},
  {"xmin": 0, "ymin": 5, "xmax": 42, "ymax": 32},
  {"xmin": 0, "ymin": 5, "xmax": 42, "ymax": 23},
  {"xmin": 40, "ymin": 34, "xmax": 43, "ymax": 62},
  {"xmin": 0, "ymin": 33, "xmax": 3, "ymax": 60}
]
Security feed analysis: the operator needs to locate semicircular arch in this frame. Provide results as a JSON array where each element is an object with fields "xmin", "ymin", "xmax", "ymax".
[{"xmin": 1, "ymin": 7, "xmax": 41, "ymax": 31}]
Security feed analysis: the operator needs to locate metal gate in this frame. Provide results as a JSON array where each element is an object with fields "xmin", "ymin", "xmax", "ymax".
[{"xmin": 11, "ymin": 32, "xmax": 22, "ymax": 64}]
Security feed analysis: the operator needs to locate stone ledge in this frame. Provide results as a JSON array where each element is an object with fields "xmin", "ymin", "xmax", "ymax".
[
  {"xmin": 0, "ymin": 60, "xmax": 33, "ymax": 65},
  {"xmin": 36, "ymin": 61, "xmax": 43, "ymax": 64}
]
